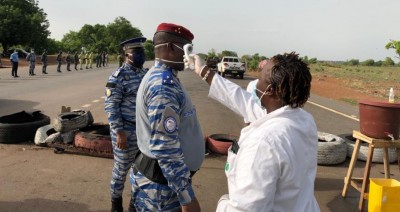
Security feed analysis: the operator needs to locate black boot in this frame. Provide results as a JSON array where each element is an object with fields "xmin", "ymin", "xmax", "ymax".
[{"xmin": 111, "ymin": 197, "xmax": 123, "ymax": 212}]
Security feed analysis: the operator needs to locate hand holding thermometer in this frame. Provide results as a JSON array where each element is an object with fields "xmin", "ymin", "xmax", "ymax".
[{"xmin": 183, "ymin": 44, "xmax": 194, "ymax": 70}]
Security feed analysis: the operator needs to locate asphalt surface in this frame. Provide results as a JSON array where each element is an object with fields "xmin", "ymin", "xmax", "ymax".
[{"xmin": 0, "ymin": 62, "xmax": 399, "ymax": 211}]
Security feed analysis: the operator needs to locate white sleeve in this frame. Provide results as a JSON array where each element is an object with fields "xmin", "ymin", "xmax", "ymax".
[
  {"xmin": 216, "ymin": 140, "xmax": 279, "ymax": 212},
  {"xmin": 208, "ymin": 74, "xmax": 266, "ymax": 123}
]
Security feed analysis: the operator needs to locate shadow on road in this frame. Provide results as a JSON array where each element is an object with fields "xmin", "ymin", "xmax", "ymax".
[
  {"xmin": 0, "ymin": 198, "xmax": 93, "ymax": 212},
  {"xmin": 0, "ymin": 99, "xmax": 40, "ymax": 116}
]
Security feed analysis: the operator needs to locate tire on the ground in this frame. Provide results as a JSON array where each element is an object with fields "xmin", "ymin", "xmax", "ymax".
[
  {"xmin": 74, "ymin": 124, "xmax": 112, "ymax": 153},
  {"xmin": 341, "ymin": 134, "xmax": 398, "ymax": 163},
  {"xmin": 34, "ymin": 124, "xmax": 57, "ymax": 146},
  {"xmin": 317, "ymin": 131, "xmax": 347, "ymax": 165},
  {"xmin": 53, "ymin": 110, "xmax": 94, "ymax": 133},
  {"xmin": 0, "ymin": 111, "xmax": 51, "ymax": 144}
]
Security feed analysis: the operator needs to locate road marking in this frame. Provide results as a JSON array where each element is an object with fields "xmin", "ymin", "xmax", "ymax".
[
  {"xmin": 307, "ymin": 101, "xmax": 360, "ymax": 122},
  {"xmin": 92, "ymin": 100, "xmax": 100, "ymax": 103},
  {"xmin": 82, "ymin": 104, "xmax": 91, "ymax": 108}
]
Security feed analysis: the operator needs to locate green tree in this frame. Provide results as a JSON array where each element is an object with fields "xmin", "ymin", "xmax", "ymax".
[
  {"xmin": 383, "ymin": 57, "xmax": 395, "ymax": 66},
  {"xmin": 347, "ymin": 59, "xmax": 359, "ymax": 66},
  {"xmin": 106, "ymin": 17, "xmax": 142, "ymax": 53},
  {"xmin": 362, "ymin": 59, "xmax": 375, "ymax": 66},
  {"xmin": 61, "ymin": 31, "xmax": 82, "ymax": 52},
  {"xmin": 302, "ymin": 56, "xmax": 309, "ymax": 63},
  {"xmin": 207, "ymin": 49, "xmax": 217, "ymax": 58},
  {"xmin": 385, "ymin": 40, "xmax": 400, "ymax": 59},
  {"xmin": 220, "ymin": 50, "xmax": 238, "ymax": 57},
  {"xmin": 143, "ymin": 40, "xmax": 154, "ymax": 60},
  {"xmin": 0, "ymin": 0, "xmax": 50, "ymax": 54},
  {"xmin": 308, "ymin": 58, "xmax": 318, "ymax": 64},
  {"xmin": 374, "ymin": 60, "xmax": 383, "ymax": 66}
]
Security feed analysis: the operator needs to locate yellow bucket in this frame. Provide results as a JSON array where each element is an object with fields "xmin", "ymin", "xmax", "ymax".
[{"xmin": 368, "ymin": 178, "xmax": 400, "ymax": 212}]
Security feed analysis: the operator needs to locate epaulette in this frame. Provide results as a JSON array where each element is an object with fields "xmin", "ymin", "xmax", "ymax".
[
  {"xmin": 112, "ymin": 68, "xmax": 123, "ymax": 78},
  {"xmin": 162, "ymin": 71, "xmax": 175, "ymax": 85}
]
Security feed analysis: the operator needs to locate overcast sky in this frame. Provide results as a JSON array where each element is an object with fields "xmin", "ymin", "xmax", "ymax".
[{"xmin": 38, "ymin": 0, "xmax": 400, "ymax": 62}]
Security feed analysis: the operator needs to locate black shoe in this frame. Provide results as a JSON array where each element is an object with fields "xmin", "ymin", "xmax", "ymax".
[
  {"xmin": 44, "ymin": 72, "xmax": 48, "ymax": 74},
  {"xmin": 111, "ymin": 197, "xmax": 123, "ymax": 212},
  {"xmin": 14, "ymin": 75, "xmax": 19, "ymax": 78},
  {"xmin": 32, "ymin": 73, "xmax": 36, "ymax": 76}
]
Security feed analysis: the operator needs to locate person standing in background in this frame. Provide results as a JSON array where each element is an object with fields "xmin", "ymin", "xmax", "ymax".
[
  {"xmin": 56, "ymin": 51, "xmax": 63, "ymax": 72},
  {"xmin": 66, "ymin": 51, "xmax": 72, "ymax": 71},
  {"xmin": 26, "ymin": 49, "xmax": 36, "ymax": 76},
  {"xmin": 41, "ymin": 49, "xmax": 48, "ymax": 74},
  {"xmin": 117, "ymin": 53, "xmax": 124, "ymax": 67},
  {"xmin": 79, "ymin": 51, "xmax": 84, "ymax": 70},
  {"xmin": 85, "ymin": 51, "xmax": 89, "ymax": 69},
  {"xmin": 10, "ymin": 49, "xmax": 19, "ymax": 78},
  {"xmin": 88, "ymin": 51, "xmax": 93, "ymax": 69},
  {"xmin": 104, "ymin": 37, "xmax": 147, "ymax": 212},
  {"xmin": 74, "ymin": 51, "xmax": 79, "ymax": 71}
]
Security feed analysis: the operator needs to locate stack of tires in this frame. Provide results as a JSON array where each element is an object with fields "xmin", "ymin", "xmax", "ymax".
[
  {"xmin": 0, "ymin": 111, "xmax": 50, "ymax": 144},
  {"xmin": 317, "ymin": 131, "xmax": 347, "ymax": 165},
  {"xmin": 341, "ymin": 134, "xmax": 398, "ymax": 163},
  {"xmin": 34, "ymin": 110, "xmax": 113, "ymax": 156}
]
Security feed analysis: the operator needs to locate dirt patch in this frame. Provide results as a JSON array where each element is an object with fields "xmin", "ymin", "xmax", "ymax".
[
  {"xmin": 311, "ymin": 75, "xmax": 383, "ymax": 103},
  {"xmin": 246, "ymin": 71, "xmax": 384, "ymax": 104}
]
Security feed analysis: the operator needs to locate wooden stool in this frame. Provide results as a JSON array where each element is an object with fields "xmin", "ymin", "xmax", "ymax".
[{"xmin": 342, "ymin": 130, "xmax": 400, "ymax": 211}]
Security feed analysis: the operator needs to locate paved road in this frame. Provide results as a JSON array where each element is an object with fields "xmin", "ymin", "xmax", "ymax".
[{"xmin": 0, "ymin": 63, "xmax": 397, "ymax": 211}]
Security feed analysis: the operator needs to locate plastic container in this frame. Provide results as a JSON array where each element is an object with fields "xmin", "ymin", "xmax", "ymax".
[
  {"xmin": 368, "ymin": 178, "xmax": 400, "ymax": 212},
  {"xmin": 359, "ymin": 100, "xmax": 400, "ymax": 139},
  {"xmin": 389, "ymin": 88, "xmax": 395, "ymax": 103}
]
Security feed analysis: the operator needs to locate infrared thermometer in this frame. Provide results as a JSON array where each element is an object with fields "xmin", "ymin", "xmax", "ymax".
[{"xmin": 183, "ymin": 44, "xmax": 194, "ymax": 70}]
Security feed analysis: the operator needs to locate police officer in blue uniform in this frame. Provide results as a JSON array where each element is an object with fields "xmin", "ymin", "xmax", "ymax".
[
  {"xmin": 27, "ymin": 49, "xmax": 36, "ymax": 76},
  {"xmin": 132, "ymin": 23, "xmax": 204, "ymax": 211},
  {"xmin": 104, "ymin": 36, "xmax": 147, "ymax": 212}
]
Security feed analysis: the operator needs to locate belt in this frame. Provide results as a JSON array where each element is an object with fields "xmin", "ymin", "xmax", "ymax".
[{"xmin": 133, "ymin": 151, "xmax": 197, "ymax": 185}]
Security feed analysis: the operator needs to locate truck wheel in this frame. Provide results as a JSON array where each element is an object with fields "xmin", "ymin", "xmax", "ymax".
[{"xmin": 222, "ymin": 72, "xmax": 226, "ymax": 78}]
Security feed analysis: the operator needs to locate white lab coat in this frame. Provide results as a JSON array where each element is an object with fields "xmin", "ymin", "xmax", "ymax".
[{"xmin": 209, "ymin": 74, "xmax": 320, "ymax": 212}]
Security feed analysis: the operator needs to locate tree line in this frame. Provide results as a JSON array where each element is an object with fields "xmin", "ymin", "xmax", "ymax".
[{"xmin": 1, "ymin": 0, "xmax": 400, "ymax": 69}]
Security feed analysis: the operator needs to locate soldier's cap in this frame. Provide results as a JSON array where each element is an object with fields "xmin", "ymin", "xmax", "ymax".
[
  {"xmin": 155, "ymin": 23, "xmax": 194, "ymax": 42},
  {"xmin": 120, "ymin": 37, "xmax": 146, "ymax": 50}
]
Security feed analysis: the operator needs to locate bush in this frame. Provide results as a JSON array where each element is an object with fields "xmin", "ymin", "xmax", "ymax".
[
  {"xmin": 347, "ymin": 59, "xmax": 359, "ymax": 66},
  {"xmin": 362, "ymin": 59, "xmax": 375, "ymax": 66}
]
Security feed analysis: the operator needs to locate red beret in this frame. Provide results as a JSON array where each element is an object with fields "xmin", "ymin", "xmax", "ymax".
[{"xmin": 156, "ymin": 23, "xmax": 194, "ymax": 42}]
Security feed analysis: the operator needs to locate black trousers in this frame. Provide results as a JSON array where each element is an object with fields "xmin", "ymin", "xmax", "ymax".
[
  {"xmin": 67, "ymin": 62, "xmax": 71, "ymax": 71},
  {"xmin": 42, "ymin": 63, "xmax": 47, "ymax": 73},
  {"xmin": 57, "ymin": 61, "xmax": 61, "ymax": 72},
  {"xmin": 11, "ymin": 61, "xmax": 18, "ymax": 76}
]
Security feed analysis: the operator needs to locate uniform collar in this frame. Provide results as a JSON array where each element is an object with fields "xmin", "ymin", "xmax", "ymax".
[{"xmin": 155, "ymin": 60, "xmax": 178, "ymax": 77}]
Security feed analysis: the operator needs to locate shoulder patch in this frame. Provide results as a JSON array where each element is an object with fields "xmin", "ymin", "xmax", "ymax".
[
  {"xmin": 105, "ymin": 82, "xmax": 116, "ymax": 88},
  {"xmin": 164, "ymin": 116, "xmax": 177, "ymax": 133},
  {"xmin": 162, "ymin": 71, "xmax": 174, "ymax": 85}
]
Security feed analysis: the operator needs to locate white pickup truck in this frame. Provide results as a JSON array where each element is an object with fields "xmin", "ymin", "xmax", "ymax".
[{"xmin": 217, "ymin": 56, "xmax": 246, "ymax": 79}]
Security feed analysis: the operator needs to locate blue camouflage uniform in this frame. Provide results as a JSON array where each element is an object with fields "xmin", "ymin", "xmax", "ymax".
[
  {"xmin": 105, "ymin": 63, "xmax": 147, "ymax": 202},
  {"xmin": 132, "ymin": 61, "xmax": 205, "ymax": 211},
  {"xmin": 27, "ymin": 52, "xmax": 36, "ymax": 75}
]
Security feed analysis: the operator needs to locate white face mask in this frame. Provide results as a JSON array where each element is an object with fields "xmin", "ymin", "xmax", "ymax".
[
  {"xmin": 154, "ymin": 43, "xmax": 185, "ymax": 64},
  {"xmin": 254, "ymin": 85, "xmax": 269, "ymax": 109}
]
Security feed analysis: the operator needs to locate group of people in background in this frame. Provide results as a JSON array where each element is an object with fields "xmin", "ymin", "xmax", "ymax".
[{"xmin": 8, "ymin": 49, "xmax": 115, "ymax": 78}]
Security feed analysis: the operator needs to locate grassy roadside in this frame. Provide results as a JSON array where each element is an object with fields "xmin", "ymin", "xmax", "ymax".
[
  {"xmin": 309, "ymin": 63, "xmax": 400, "ymax": 100},
  {"xmin": 246, "ymin": 63, "xmax": 400, "ymax": 104}
]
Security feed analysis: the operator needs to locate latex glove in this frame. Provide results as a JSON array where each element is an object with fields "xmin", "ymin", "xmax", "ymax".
[{"xmin": 184, "ymin": 54, "xmax": 206, "ymax": 76}]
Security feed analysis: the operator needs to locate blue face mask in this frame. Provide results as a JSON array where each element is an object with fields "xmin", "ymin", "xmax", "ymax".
[{"xmin": 133, "ymin": 52, "xmax": 146, "ymax": 66}]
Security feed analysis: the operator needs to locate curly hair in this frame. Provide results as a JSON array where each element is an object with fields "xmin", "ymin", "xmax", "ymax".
[{"xmin": 268, "ymin": 52, "xmax": 311, "ymax": 108}]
